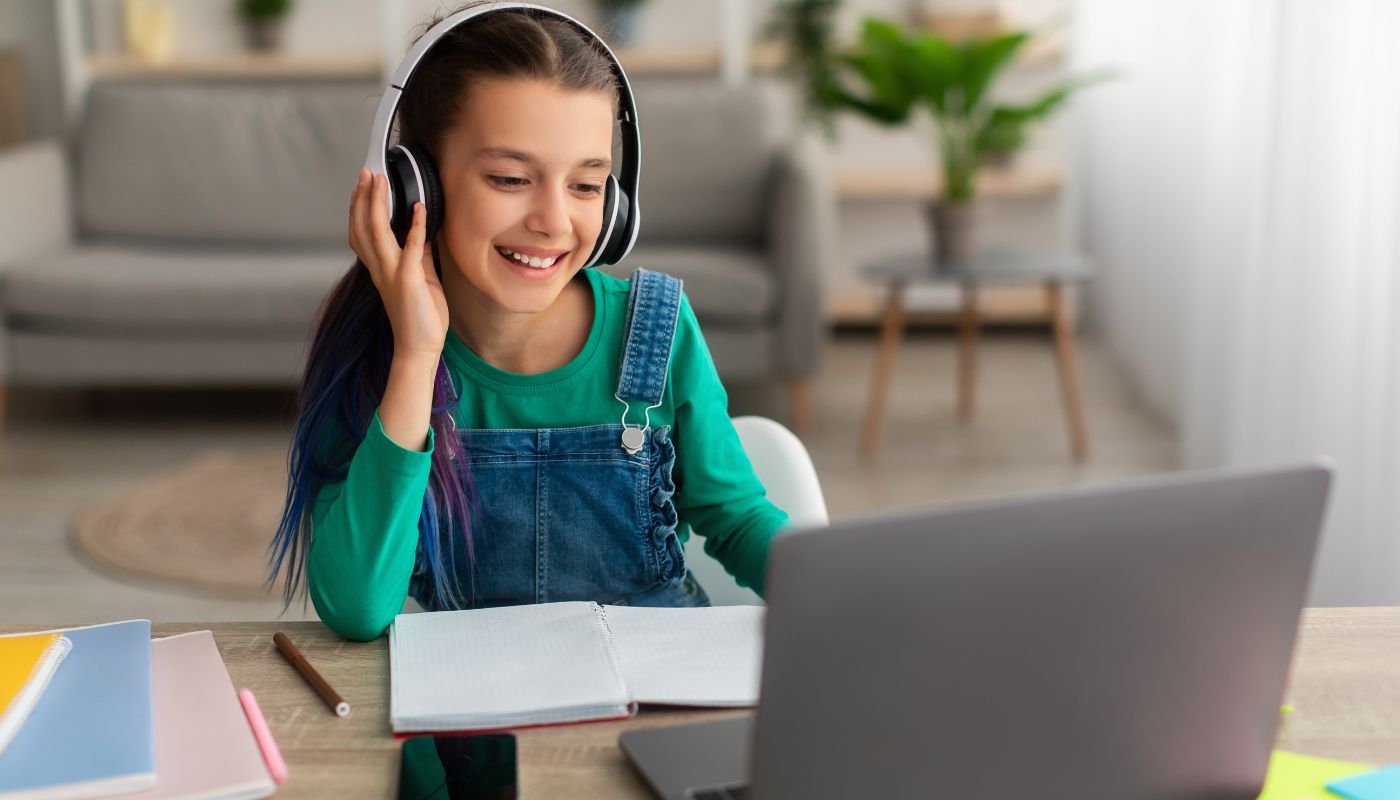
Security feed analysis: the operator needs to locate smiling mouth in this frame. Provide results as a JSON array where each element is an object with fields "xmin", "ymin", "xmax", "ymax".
[{"xmin": 495, "ymin": 246, "xmax": 569, "ymax": 269}]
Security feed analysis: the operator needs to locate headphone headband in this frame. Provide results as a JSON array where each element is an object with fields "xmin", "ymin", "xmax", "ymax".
[{"xmin": 364, "ymin": 2, "xmax": 641, "ymax": 263}]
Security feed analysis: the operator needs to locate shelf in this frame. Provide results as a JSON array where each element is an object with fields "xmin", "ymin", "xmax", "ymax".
[
  {"xmin": 835, "ymin": 163, "xmax": 1062, "ymax": 201},
  {"xmin": 82, "ymin": 37, "xmax": 1047, "ymax": 83},
  {"xmin": 85, "ymin": 54, "xmax": 382, "ymax": 80},
  {"xmin": 613, "ymin": 42, "xmax": 786, "ymax": 76},
  {"xmin": 1019, "ymin": 38, "xmax": 1067, "ymax": 67},
  {"xmin": 614, "ymin": 47, "xmax": 721, "ymax": 75},
  {"xmin": 906, "ymin": 10, "xmax": 1066, "ymax": 67},
  {"xmin": 80, "ymin": 44, "xmax": 782, "ymax": 81}
]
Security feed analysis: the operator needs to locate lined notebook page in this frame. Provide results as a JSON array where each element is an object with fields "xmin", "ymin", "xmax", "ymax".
[
  {"xmin": 602, "ymin": 605, "xmax": 765, "ymax": 707},
  {"xmin": 391, "ymin": 602, "xmax": 631, "ymax": 732}
]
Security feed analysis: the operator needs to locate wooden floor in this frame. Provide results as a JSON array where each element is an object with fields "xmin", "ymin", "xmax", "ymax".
[{"xmin": 0, "ymin": 331, "xmax": 1177, "ymax": 625}]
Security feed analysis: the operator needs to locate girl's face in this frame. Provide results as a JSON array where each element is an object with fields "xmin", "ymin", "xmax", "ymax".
[{"xmin": 435, "ymin": 78, "xmax": 616, "ymax": 315}]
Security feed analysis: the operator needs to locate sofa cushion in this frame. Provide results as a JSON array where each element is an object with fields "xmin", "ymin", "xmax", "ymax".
[
  {"xmin": 77, "ymin": 81, "xmax": 379, "ymax": 245},
  {"xmin": 600, "ymin": 246, "xmax": 773, "ymax": 326},
  {"xmin": 2, "ymin": 245, "xmax": 350, "ymax": 334},
  {"xmin": 629, "ymin": 79, "xmax": 792, "ymax": 245},
  {"xmin": 75, "ymin": 78, "xmax": 797, "ymax": 249}
]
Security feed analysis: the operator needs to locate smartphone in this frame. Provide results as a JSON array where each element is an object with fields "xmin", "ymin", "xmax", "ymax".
[{"xmin": 397, "ymin": 733, "xmax": 518, "ymax": 800}]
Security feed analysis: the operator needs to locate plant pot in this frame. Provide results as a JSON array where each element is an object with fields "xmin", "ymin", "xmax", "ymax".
[
  {"xmin": 599, "ymin": 8, "xmax": 639, "ymax": 48},
  {"xmin": 243, "ymin": 18, "xmax": 285, "ymax": 52},
  {"xmin": 928, "ymin": 199, "xmax": 977, "ymax": 270},
  {"xmin": 979, "ymin": 150, "xmax": 1016, "ymax": 170}
]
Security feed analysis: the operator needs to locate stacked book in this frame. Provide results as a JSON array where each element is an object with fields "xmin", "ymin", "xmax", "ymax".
[{"xmin": 0, "ymin": 621, "xmax": 275, "ymax": 800}]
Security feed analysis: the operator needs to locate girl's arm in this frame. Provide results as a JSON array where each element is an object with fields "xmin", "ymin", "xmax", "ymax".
[
  {"xmin": 669, "ymin": 298, "xmax": 792, "ymax": 596},
  {"xmin": 306, "ymin": 410, "xmax": 434, "ymax": 641},
  {"xmin": 305, "ymin": 169, "xmax": 448, "ymax": 640}
]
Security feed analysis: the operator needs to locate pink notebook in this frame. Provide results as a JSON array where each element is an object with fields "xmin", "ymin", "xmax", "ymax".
[{"xmin": 132, "ymin": 631, "xmax": 275, "ymax": 800}]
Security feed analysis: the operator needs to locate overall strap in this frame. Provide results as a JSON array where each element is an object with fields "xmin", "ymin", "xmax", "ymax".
[{"xmin": 616, "ymin": 268, "xmax": 684, "ymax": 408}]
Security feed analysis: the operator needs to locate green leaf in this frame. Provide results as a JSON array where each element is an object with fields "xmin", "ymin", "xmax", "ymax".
[
  {"xmin": 833, "ymin": 50, "xmax": 914, "ymax": 120},
  {"xmin": 817, "ymin": 17, "xmax": 924, "ymax": 124},
  {"xmin": 858, "ymin": 16, "xmax": 907, "ymax": 53},
  {"xmin": 903, "ymin": 32, "xmax": 960, "ymax": 114},
  {"xmin": 974, "ymin": 107, "xmax": 1029, "ymax": 154},
  {"xmin": 972, "ymin": 70, "xmax": 1120, "ymax": 156},
  {"xmin": 959, "ymin": 32, "xmax": 1028, "ymax": 111}
]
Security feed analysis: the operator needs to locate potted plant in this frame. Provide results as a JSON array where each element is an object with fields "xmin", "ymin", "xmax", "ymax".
[
  {"xmin": 763, "ymin": 0, "xmax": 844, "ymax": 140},
  {"xmin": 236, "ymin": 0, "xmax": 294, "ymax": 53},
  {"xmin": 782, "ymin": 15, "xmax": 1110, "ymax": 267},
  {"xmin": 592, "ymin": 0, "xmax": 649, "ymax": 48}
]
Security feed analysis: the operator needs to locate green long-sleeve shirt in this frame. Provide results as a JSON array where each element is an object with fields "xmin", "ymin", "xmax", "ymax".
[{"xmin": 306, "ymin": 269, "xmax": 790, "ymax": 640}]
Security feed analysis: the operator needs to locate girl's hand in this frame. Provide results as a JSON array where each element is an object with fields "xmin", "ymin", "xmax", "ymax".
[{"xmin": 348, "ymin": 168, "xmax": 449, "ymax": 361}]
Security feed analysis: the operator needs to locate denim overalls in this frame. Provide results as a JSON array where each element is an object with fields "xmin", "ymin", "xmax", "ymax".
[{"xmin": 410, "ymin": 269, "xmax": 711, "ymax": 611}]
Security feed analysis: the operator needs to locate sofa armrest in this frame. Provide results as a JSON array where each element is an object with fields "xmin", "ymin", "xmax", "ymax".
[
  {"xmin": 765, "ymin": 132, "xmax": 837, "ymax": 379},
  {"xmin": 0, "ymin": 139, "xmax": 73, "ymax": 272}
]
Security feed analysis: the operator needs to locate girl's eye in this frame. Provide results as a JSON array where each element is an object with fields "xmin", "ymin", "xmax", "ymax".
[{"xmin": 488, "ymin": 176, "xmax": 604, "ymax": 196}]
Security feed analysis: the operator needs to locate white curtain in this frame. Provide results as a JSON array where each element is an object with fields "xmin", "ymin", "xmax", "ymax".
[{"xmin": 1072, "ymin": 1, "xmax": 1400, "ymax": 605}]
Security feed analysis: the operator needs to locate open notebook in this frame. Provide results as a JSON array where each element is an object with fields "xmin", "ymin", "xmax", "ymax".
[{"xmin": 390, "ymin": 602, "xmax": 764, "ymax": 733}]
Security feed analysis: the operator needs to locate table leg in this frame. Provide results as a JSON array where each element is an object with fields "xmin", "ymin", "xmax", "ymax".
[
  {"xmin": 957, "ymin": 282, "xmax": 979, "ymax": 423},
  {"xmin": 1046, "ymin": 282, "xmax": 1090, "ymax": 462},
  {"xmin": 788, "ymin": 378, "xmax": 814, "ymax": 439},
  {"xmin": 861, "ymin": 280, "xmax": 907, "ymax": 460}
]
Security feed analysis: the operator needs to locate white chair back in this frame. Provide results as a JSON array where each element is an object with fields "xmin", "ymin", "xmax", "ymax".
[{"xmin": 684, "ymin": 416, "xmax": 829, "ymax": 606}]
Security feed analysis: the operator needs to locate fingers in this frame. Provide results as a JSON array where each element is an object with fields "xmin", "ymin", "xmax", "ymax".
[
  {"xmin": 400, "ymin": 202, "xmax": 427, "ymax": 269},
  {"xmin": 367, "ymin": 173, "xmax": 401, "ymax": 272},
  {"xmin": 348, "ymin": 168, "xmax": 370, "ymax": 263},
  {"xmin": 349, "ymin": 170, "xmax": 424, "ymax": 293},
  {"xmin": 419, "ymin": 231, "xmax": 442, "ymax": 288}
]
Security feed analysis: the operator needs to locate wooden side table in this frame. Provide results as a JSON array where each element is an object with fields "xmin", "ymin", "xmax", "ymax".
[{"xmin": 859, "ymin": 249, "xmax": 1094, "ymax": 462}]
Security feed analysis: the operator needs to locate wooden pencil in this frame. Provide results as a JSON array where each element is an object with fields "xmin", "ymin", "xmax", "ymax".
[{"xmin": 273, "ymin": 631, "xmax": 350, "ymax": 717}]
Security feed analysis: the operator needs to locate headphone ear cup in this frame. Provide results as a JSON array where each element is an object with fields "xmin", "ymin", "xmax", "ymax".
[
  {"xmin": 605, "ymin": 183, "xmax": 631, "ymax": 265},
  {"xmin": 384, "ymin": 143, "xmax": 444, "ymax": 246},
  {"xmin": 401, "ymin": 142, "xmax": 444, "ymax": 245},
  {"xmin": 588, "ymin": 174, "xmax": 631, "ymax": 267}
]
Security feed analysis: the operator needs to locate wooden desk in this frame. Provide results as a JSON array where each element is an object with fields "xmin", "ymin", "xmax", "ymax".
[{"xmin": 9, "ymin": 608, "xmax": 1400, "ymax": 797}]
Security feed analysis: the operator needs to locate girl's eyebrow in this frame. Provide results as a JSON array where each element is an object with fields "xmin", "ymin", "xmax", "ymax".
[{"xmin": 474, "ymin": 146, "xmax": 611, "ymax": 170}]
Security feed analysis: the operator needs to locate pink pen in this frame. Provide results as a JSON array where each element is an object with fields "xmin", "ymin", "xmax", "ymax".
[{"xmin": 238, "ymin": 688, "xmax": 290, "ymax": 784}]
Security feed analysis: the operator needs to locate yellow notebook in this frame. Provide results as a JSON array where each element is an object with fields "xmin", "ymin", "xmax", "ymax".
[{"xmin": 0, "ymin": 632, "xmax": 72, "ymax": 757}]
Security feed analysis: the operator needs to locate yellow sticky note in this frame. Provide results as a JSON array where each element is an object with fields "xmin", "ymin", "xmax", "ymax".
[{"xmin": 1258, "ymin": 751, "xmax": 1373, "ymax": 799}]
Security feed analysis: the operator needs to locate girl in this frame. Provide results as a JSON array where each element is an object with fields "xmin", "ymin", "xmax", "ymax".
[{"xmin": 269, "ymin": 2, "xmax": 791, "ymax": 641}]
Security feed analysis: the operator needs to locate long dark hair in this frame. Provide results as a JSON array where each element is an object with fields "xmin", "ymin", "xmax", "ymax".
[{"xmin": 268, "ymin": 1, "xmax": 620, "ymax": 609}]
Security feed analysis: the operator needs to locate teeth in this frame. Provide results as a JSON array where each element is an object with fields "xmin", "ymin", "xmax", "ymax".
[{"xmin": 499, "ymin": 247, "xmax": 558, "ymax": 269}]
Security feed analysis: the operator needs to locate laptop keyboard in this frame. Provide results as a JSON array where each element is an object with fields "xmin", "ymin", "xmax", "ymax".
[{"xmin": 688, "ymin": 783, "xmax": 750, "ymax": 800}]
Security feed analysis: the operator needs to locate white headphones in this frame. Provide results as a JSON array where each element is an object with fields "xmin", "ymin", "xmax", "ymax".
[{"xmin": 363, "ymin": 2, "xmax": 642, "ymax": 267}]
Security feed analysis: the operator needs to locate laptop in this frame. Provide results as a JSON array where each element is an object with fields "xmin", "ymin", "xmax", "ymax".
[{"xmin": 620, "ymin": 462, "xmax": 1333, "ymax": 799}]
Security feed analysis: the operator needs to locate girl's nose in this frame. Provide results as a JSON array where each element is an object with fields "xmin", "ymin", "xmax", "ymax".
[{"xmin": 525, "ymin": 184, "xmax": 571, "ymax": 240}]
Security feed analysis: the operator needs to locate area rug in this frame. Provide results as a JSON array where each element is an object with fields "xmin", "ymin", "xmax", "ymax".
[{"xmin": 70, "ymin": 448, "xmax": 289, "ymax": 599}]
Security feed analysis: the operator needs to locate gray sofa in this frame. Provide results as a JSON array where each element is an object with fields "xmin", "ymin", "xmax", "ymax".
[{"xmin": 0, "ymin": 77, "xmax": 834, "ymax": 429}]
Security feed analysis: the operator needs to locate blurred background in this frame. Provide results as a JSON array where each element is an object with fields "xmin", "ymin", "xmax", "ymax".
[{"xmin": 0, "ymin": 0, "xmax": 1395, "ymax": 622}]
